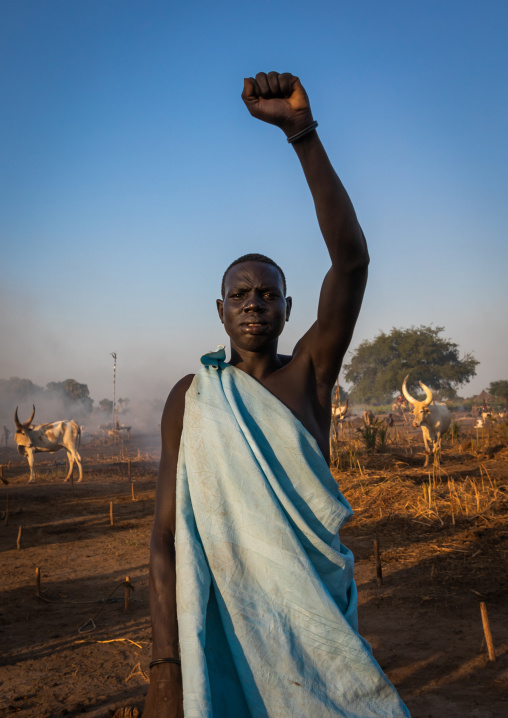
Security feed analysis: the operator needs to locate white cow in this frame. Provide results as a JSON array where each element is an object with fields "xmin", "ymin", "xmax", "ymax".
[
  {"xmin": 331, "ymin": 398, "xmax": 349, "ymax": 438},
  {"xmin": 14, "ymin": 406, "xmax": 83, "ymax": 483},
  {"xmin": 333, "ymin": 398, "xmax": 349, "ymax": 422},
  {"xmin": 402, "ymin": 376, "xmax": 451, "ymax": 467}
]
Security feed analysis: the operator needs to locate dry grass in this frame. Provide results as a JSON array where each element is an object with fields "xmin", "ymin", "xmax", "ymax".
[{"xmin": 331, "ymin": 417, "xmax": 508, "ymax": 605}]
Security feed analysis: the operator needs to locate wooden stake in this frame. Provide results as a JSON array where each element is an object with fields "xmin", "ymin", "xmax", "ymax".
[
  {"xmin": 128, "ymin": 458, "xmax": 131, "ymax": 480},
  {"xmin": 124, "ymin": 576, "xmax": 131, "ymax": 610},
  {"xmin": 4, "ymin": 493, "xmax": 10, "ymax": 526},
  {"xmin": 110, "ymin": 501, "xmax": 114, "ymax": 526},
  {"xmin": 131, "ymin": 482, "xmax": 135, "ymax": 501},
  {"xmin": 374, "ymin": 538, "xmax": 383, "ymax": 586},
  {"xmin": 0, "ymin": 465, "xmax": 8, "ymax": 485},
  {"xmin": 35, "ymin": 567, "xmax": 41, "ymax": 596},
  {"xmin": 17, "ymin": 525, "xmax": 22, "ymax": 550},
  {"xmin": 480, "ymin": 602, "xmax": 496, "ymax": 661}
]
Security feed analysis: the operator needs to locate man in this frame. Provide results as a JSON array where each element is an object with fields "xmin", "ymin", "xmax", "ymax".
[{"xmin": 143, "ymin": 72, "xmax": 409, "ymax": 718}]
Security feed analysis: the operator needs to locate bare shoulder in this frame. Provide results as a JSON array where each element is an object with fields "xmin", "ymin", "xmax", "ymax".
[
  {"xmin": 155, "ymin": 374, "xmax": 195, "ymax": 522},
  {"xmin": 162, "ymin": 375, "xmax": 195, "ymax": 418},
  {"xmin": 161, "ymin": 374, "xmax": 195, "ymax": 450}
]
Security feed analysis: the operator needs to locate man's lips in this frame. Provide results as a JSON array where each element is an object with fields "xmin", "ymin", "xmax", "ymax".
[{"xmin": 240, "ymin": 320, "xmax": 269, "ymax": 332}]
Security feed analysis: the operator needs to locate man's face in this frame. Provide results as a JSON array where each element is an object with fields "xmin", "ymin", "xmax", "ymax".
[{"xmin": 217, "ymin": 261, "xmax": 291, "ymax": 352}]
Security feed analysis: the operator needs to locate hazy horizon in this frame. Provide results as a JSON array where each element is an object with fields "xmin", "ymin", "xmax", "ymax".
[{"xmin": 1, "ymin": 1, "xmax": 507, "ymax": 417}]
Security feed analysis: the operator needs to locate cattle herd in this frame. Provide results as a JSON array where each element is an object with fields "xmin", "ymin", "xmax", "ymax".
[{"xmin": 11, "ymin": 379, "xmax": 507, "ymax": 481}]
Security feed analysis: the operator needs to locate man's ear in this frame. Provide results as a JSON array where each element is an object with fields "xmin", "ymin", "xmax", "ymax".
[
  {"xmin": 285, "ymin": 296, "xmax": 292, "ymax": 322},
  {"xmin": 216, "ymin": 299, "xmax": 224, "ymax": 323}
]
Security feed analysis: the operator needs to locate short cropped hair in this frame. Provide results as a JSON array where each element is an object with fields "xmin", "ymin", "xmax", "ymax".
[{"xmin": 221, "ymin": 253, "xmax": 287, "ymax": 298}]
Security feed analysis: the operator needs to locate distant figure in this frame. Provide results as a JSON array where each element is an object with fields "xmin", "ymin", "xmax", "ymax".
[
  {"xmin": 385, "ymin": 413, "xmax": 394, "ymax": 427},
  {"xmin": 393, "ymin": 395, "xmax": 410, "ymax": 423},
  {"xmin": 3, "ymin": 425, "xmax": 10, "ymax": 447}
]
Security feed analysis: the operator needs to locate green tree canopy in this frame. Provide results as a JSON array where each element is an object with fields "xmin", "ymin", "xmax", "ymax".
[
  {"xmin": 343, "ymin": 325, "xmax": 479, "ymax": 404},
  {"xmin": 488, "ymin": 380, "xmax": 508, "ymax": 408}
]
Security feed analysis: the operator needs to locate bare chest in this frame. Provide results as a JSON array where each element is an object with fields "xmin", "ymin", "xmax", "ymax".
[{"xmin": 259, "ymin": 366, "xmax": 332, "ymax": 462}]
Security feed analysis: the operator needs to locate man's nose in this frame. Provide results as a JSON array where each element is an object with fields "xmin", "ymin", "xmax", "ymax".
[{"xmin": 243, "ymin": 295, "xmax": 266, "ymax": 311}]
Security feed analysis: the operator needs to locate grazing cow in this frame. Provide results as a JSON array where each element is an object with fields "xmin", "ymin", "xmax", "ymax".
[
  {"xmin": 402, "ymin": 375, "xmax": 451, "ymax": 467},
  {"xmin": 333, "ymin": 398, "xmax": 349, "ymax": 422},
  {"xmin": 14, "ymin": 406, "xmax": 83, "ymax": 483},
  {"xmin": 362, "ymin": 409, "xmax": 375, "ymax": 426},
  {"xmin": 331, "ymin": 399, "xmax": 349, "ymax": 438}
]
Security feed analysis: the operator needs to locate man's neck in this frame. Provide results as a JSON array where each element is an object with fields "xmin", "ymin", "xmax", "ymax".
[{"xmin": 228, "ymin": 344, "xmax": 285, "ymax": 381}]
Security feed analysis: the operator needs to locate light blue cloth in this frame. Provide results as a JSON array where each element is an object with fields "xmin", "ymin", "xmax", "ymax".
[{"xmin": 175, "ymin": 348, "xmax": 410, "ymax": 717}]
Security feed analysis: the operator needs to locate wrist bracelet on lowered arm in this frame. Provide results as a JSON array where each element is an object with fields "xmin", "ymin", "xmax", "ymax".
[
  {"xmin": 286, "ymin": 120, "xmax": 318, "ymax": 144},
  {"xmin": 149, "ymin": 657, "xmax": 181, "ymax": 669}
]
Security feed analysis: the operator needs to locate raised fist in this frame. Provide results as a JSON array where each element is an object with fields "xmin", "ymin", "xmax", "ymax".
[{"xmin": 241, "ymin": 72, "xmax": 314, "ymax": 137}]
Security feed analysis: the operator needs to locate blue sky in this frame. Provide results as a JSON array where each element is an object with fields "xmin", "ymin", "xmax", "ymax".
[{"xmin": 1, "ymin": 0, "xmax": 507, "ymax": 410}]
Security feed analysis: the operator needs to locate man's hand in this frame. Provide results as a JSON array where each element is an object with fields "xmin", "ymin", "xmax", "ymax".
[{"xmin": 241, "ymin": 72, "xmax": 314, "ymax": 137}]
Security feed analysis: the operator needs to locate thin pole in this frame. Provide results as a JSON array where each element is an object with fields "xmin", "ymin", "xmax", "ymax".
[
  {"xmin": 110, "ymin": 501, "xmax": 114, "ymax": 526},
  {"xmin": 480, "ymin": 602, "xmax": 496, "ymax": 661},
  {"xmin": 124, "ymin": 576, "xmax": 131, "ymax": 610},
  {"xmin": 374, "ymin": 538, "xmax": 383, "ymax": 586},
  {"xmin": 110, "ymin": 352, "xmax": 117, "ymax": 428},
  {"xmin": 0, "ymin": 465, "xmax": 9, "ymax": 485}
]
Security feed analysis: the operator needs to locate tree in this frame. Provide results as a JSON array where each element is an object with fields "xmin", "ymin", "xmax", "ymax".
[
  {"xmin": 343, "ymin": 325, "xmax": 479, "ymax": 404},
  {"xmin": 46, "ymin": 379, "xmax": 93, "ymax": 413},
  {"xmin": 0, "ymin": 378, "xmax": 44, "ymax": 426},
  {"xmin": 99, "ymin": 399, "xmax": 113, "ymax": 413},
  {"xmin": 488, "ymin": 380, "xmax": 508, "ymax": 409},
  {"xmin": 117, "ymin": 397, "xmax": 130, "ymax": 414}
]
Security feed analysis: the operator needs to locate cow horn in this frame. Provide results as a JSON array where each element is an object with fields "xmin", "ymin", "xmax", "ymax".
[
  {"xmin": 25, "ymin": 404, "xmax": 36, "ymax": 426},
  {"xmin": 15, "ymin": 405, "xmax": 35, "ymax": 428},
  {"xmin": 402, "ymin": 375, "xmax": 416, "ymax": 405},
  {"xmin": 419, "ymin": 381, "xmax": 433, "ymax": 406}
]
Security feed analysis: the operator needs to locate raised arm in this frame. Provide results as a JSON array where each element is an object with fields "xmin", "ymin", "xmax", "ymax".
[{"xmin": 242, "ymin": 72, "xmax": 369, "ymax": 386}]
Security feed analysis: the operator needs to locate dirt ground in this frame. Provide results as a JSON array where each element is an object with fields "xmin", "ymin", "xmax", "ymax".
[{"xmin": 1, "ymin": 420, "xmax": 507, "ymax": 718}]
